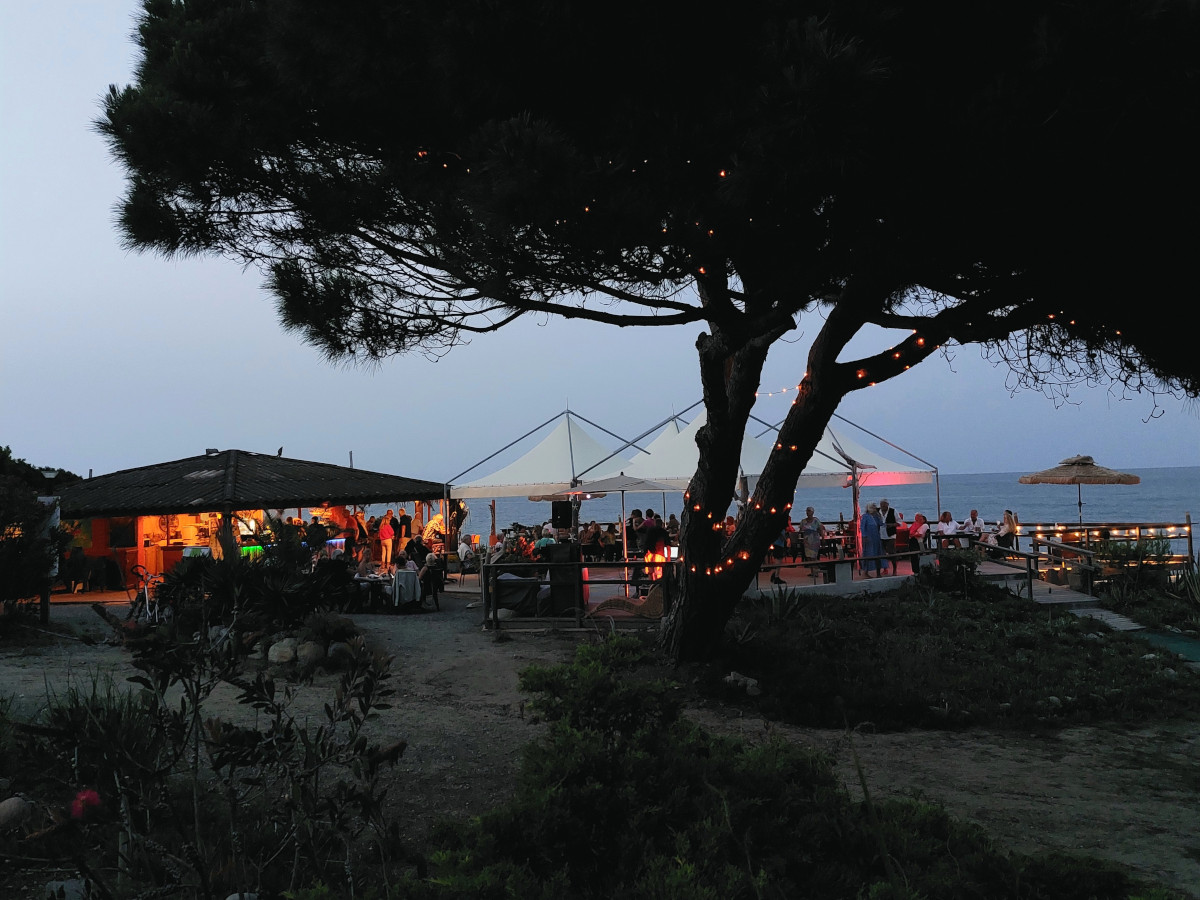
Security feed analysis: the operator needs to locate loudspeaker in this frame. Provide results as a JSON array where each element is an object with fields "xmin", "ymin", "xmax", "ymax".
[{"xmin": 551, "ymin": 500, "xmax": 572, "ymax": 529}]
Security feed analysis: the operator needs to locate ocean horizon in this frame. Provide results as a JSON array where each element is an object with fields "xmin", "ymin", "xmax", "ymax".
[{"xmin": 438, "ymin": 465, "xmax": 1200, "ymax": 538}]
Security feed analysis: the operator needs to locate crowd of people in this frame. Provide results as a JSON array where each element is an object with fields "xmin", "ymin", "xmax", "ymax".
[
  {"xmin": 852, "ymin": 501, "xmax": 1020, "ymax": 577},
  {"xmin": 287, "ymin": 506, "xmax": 446, "ymax": 604}
]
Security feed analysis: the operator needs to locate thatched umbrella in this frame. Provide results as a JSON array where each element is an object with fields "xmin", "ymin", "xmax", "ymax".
[{"xmin": 1018, "ymin": 455, "xmax": 1140, "ymax": 524}]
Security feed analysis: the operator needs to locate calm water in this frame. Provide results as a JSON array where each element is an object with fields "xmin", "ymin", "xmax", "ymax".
[{"xmin": 450, "ymin": 466, "xmax": 1200, "ymax": 535}]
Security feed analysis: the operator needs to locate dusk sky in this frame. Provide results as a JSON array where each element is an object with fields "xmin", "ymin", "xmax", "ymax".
[{"xmin": 3, "ymin": 1, "xmax": 1198, "ymax": 485}]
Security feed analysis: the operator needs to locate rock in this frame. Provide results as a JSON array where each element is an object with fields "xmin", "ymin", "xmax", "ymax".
[
  {"xmin": 224, "ymin": 893, "xmax": 258, "ymax": 900},
  {"xmin": 1162, "ymin": 668, "xmax": 1178, "ymax": 679},
  {"xmin": 296, "ymin": 641, "xmax": 325, "ymax": 667},
  {"xmin": 1083, "ymin": 632, "xmax": 1101, "ymax": 641},
  {"xmin": 328, "ymin": 641, "xmax": 355, "ymax": 663},
  {"xmin": 44, "ymin": 879, "xmax": 90, "ymax": 900},
  {"xmin": 723, "ymin": 671, "xmax": 761, "ymax": 695},
  {"xmin": 0, "ymin": 795, "xmax": 33, "ymax": 829},
  {"xmin": 1141, "ymin": 653, "xmax": 1158, "ymax": 661},
  {"xmin": 1046, "ymin": 696, "xmax": 1062, "ymax": 708},
  {"xmin": 267, "ymin": 637, "xmax": 299, "ymax": 664}
]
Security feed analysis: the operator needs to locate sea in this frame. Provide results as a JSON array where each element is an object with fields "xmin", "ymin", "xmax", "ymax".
[{"xmin": 444, "ymin": 466, "xmax": 1200, "ymax": 537}]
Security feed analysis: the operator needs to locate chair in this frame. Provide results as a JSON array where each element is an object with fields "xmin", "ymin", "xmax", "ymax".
[{"xmin": 589, "ymin": 582, "xmax": 664, "ymax": 618}]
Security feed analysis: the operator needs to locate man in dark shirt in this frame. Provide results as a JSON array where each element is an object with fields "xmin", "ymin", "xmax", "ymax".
[{"xmin": 395, "ymin": 508, "xmax": 413, "ymax": 543}]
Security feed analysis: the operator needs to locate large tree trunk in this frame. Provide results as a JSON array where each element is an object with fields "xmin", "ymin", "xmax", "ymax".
[{"xmin": 660, "ymin": 293, "xmax": 871, "ymax": 662}]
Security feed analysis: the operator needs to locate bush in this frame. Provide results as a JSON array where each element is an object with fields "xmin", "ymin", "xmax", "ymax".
[
  {"xmin": 398, "ymin": 636, "xmax": 1171, "ymax": 900},
  {"xmin": 4, "ymin": 632, "xmax": 405, "ymax": 898},
  {"xmin": 708, "ymin": 584, "xmax": 1200, "ymax": 730}
]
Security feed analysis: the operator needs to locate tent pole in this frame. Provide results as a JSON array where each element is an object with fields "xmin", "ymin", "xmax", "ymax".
[{"xmin": 621, "ymin": 491, "xmax": 629, "ymax": 599}]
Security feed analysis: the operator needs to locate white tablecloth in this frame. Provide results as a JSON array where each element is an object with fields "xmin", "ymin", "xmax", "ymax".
[{"xmin": 393, "ymin": 569, "xmax": 420, "ymax": 606}]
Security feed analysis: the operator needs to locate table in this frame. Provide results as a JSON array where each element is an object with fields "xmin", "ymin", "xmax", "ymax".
[
  {"xmin": 392, "ymin": 569, "xmax": 420, "ymax": 607},
  {"xmin": 352, "ymin": 574, "xmax": 391, "ymax": 610}
]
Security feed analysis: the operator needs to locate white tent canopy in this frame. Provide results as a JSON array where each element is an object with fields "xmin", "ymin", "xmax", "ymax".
[
  {"xmin": 451, "ymin": 412, "xmax": 628, "ymax": 498},
  {"xmin": 609, "ymin": 412, "xmax": 775, "ymax": 489},
  {"xmin": 583, "ymin": 410, "xmax": 933, "ymax": 492}
]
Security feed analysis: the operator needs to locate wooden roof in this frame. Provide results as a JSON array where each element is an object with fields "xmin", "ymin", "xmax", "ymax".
[{"xmin": 57, "ymin": 450, "xmax": 445, "ymax": 518}]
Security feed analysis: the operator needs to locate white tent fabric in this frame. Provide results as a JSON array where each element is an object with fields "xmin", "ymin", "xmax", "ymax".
[
  {"xmin": 753, "ymin": 422, "xmax": 933, "ymax": 488},
  {"xmin": 612, "ymin": 412, "xmax": 932, "ymax": 490},
  {"xmin": 616, "ymin": 412, "xmax": 777, "ymax": 490},
  {"xmin": 827, "ymin": 428, "xmax": 933, "ymax": 486},
  {"xmin": 452, "ymin": 415, "xmax": 625, "ymax": 498}
]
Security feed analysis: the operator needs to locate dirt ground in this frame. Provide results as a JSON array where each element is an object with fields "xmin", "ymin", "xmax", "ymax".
[{"xmin": 3, "ymin": 593, "xmax": 1199, "ymax": 898}]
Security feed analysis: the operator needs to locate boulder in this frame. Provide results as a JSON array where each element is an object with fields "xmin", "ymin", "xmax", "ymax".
[
  {"xmin": 267, "ymin": 637, "xmax": 299, "ymax": 664},
  {"xmin": 296, "ymin": 641, "xmax": 325, "ymax": 667},
  {"xmin": 327, "ymin": 641, "xmax": 356, "ymax": 663},
  {"xmin": 44, "ymin": 879, "xmax": 90, "ymax": 900},
  {"xmin": 0, "ymin": 795, "xmax": 33, "ymax": 829}
]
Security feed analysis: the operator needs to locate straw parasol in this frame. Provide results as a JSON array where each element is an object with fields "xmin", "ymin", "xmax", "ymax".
[{"xmin": 1018, "ymin": 455, "xmax": 1140, "ymax": 523}]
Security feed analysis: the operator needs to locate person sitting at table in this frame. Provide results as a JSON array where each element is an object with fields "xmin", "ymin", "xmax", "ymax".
[
  {"xmin": 405, "ymin": 533, "xmax": 430, "ymax": 567},
  {"xmin": 356, "ymin": 545, "xmax": 376, "ymax": 578},
  {"xmin": 992, "ymin": 509, "xmax": 1019, "ymax": 555},
  {"xmin": 534, "ymin": 526, "xmax": 557, "ymax": 550},
  {"xmin": 907, "ymin": 513, "xmax": 930, "ymax": 572},
  {"xmin": 600, "ymin": 523, "xmax": 618, "ymax": 561},
  {"xmin": 418, "ymin": 551, "xmax": 444, "ymax": 604},
  {"xmin": 936, "ymin": 511, "xmax": 962, "ymax": 548},
  {"xmin": 423, "ymin": 513, "xmax": 446, "ymax": 550},
  {"xmin": 395, "ymin": 550, "xmax": 418, "ymax": 571},
  {"xmin": 580, "ymin": 521, "xmax": 602, "ymax": 561},
  {"xmin": 962, "ymin": 509, "xmax": 986, "ymax": 538},
  {"xmin": 457, "ymin": 535, "xmax": 479, "ymax": 573}
]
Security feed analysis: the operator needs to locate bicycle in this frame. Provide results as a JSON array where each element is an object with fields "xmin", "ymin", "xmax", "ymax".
[{"xmin": 126, "ymin": 564, "xmax": 172, "ymax": 626}]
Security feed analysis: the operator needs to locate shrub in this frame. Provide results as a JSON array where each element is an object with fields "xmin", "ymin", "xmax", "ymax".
[
  {"xmin": 707, "ymin": 585, "xmax": 1200, "ymax": 730},
  {"xmin": 399, "ymin": 636, "xmax": 1170, "ymax": 900}
]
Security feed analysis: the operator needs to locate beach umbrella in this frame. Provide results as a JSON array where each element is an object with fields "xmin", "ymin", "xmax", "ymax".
[{"xmin": 1018, "ymin": 455, "xmax": 1140, "ymax": 524}]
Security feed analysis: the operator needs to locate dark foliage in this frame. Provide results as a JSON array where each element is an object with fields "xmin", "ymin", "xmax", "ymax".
[
  {"xmin": 398, "ymin": 636, "xmax": 1173, "ymax": 899},
  {"xmin": 100, "ymin": 1, "xmax": 1200, "ymax": 661},
  {"xmin": 709, "ymin": 584, "xmax": 1200, "ymax": 730}
]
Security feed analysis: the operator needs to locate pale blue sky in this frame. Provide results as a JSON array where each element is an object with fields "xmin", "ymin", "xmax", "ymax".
[{"xmin": 3, "ymin": 1, "xmax": 1198, "ymax": 483}]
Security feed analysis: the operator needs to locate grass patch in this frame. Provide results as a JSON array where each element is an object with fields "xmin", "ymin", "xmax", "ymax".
[
  {"xmin": 704, "ymin": 582, "xmax": 1200, "ymax": 730},
  {"xmin": 1098, "ymin": 583, "xmax": 1200, "ymax": 633}
]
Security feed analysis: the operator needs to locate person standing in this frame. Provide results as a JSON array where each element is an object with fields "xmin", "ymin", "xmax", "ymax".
[
  {"xmin": 859, "ymin": 503, "xmax": 885, "ymax": 577},
  {"xmin": 907, "ymin": 513, "xmax": 930, "ymax": 573},
  {"xmin": 394, "ymin": 508, "xmax": 412, "ymax": 545},
  {"xmin": 879, "ymin": 499, "xmax": 899, "ymax": 570},
  {"xmin": 666, "ymin": 513, "xmax": 680, "ymax": 542},
  {"xmin": 798, "ymin": 507, "xmax": 826, "ymax": 561},
  {"xmin": 378, "ymin": 511, "xmax": 394, "ymax": 570}
]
